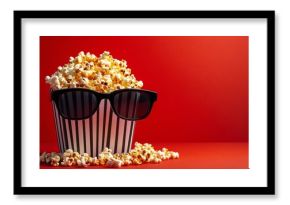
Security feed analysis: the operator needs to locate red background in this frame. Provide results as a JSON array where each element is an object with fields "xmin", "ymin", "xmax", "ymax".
[{"xmin": 40, "ymin": 36, "xmax": 248, "ymax": 158}]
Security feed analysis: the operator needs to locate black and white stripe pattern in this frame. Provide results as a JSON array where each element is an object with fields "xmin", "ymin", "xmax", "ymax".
[{"xmin": 52, "ymin": 98, "xmax": 136, "ymax": 157}]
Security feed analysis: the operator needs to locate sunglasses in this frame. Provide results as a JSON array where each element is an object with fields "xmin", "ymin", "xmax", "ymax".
[{"xmin": 51, "ymin": 88, "xmax": 157, "ymax": 121}]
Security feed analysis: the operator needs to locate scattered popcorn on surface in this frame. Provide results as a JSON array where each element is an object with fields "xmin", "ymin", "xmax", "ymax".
[
  {"xmin": 40, "ymin": 142, "xmax": 179, "ymax": 168},
  {"xmin": 45, "ymin": 51, "xmax": 143, "ymax": 93}
]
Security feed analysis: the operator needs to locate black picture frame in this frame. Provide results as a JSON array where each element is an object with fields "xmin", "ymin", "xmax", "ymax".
[{"xmin": 14, "ymin": 10, "xmax": 275, "ymax": 195}]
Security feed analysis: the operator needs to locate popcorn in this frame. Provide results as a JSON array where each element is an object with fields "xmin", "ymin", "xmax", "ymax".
[
  {"xmin": 76, "ymin": 159, "xmax": 82, "ymax": 166},
  {"xmin": 80, "ymin": 156, "xmax": 89, "ymax": 167},
  {"xmin": 63, "ymin": 149, "xmax": 73, "ymax": 157},
  {"xmin": 153, "ymin": 158, "xmax": 162, "ymax": 163},
  {"xmin": 51, "ymin": 155, "xmax": 60, "ymax": 166},
  {"xmin": 136, "ymin": 81, "xmax": 143, "ymax": 88},
  {"xmin": 90, "ymin": 157, "xmax": 100, "ymax": 166},
  {"xmin": 170, "ymin": 152, "xmax": 180, "ymax": 159},
  {"xmin": 40, "ymin": 152, "xmax": 47, "ymax": 163},
  {"xmin": 45, "ymin": 51, "xmax": 144, "ymax": 93},
  {"xmin": 132, "ymin": 158, "xmax": 142, "ymax": 165},
  {"xmin": 63, "ymin": 157, "xmax": 75, "ymax": 166},
  {"xmin": 72, "ymin": 151, "xmax": 81, "ymax": 159},
  {"xmin": 40, "ymin": 142, "xmax": 179, "ymax": 168},
  {"xmin": 106, "ymin": 158, "xmax": 123, "ymax": 168},
  {"xmin": 77, "ymin": 56, "xmax": 83, "ymax": 63},
  {"xmin": 69, "ymin": 57, "xmax": 75, "ymax": 62}
]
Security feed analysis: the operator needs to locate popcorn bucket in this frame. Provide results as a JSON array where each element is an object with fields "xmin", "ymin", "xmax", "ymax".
[{"xmin": 51, "ymin": 92, "xmax": 136, "ymax": 157}]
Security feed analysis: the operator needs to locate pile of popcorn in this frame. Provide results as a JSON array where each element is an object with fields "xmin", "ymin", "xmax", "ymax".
[
  {"xmin": 40, "ymin": 142, "xmax": 179, "ymax": 168},
  {"xmin": 45, "ymin": 51, "xmax": 143, "ymax": 93}
]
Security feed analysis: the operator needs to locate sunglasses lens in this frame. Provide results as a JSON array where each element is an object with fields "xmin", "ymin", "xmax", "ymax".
[
  {"xmin": 113, "ymin": 91, "xmax": 152, "ymax": 120},
  {"xmin": 57, "ymin": 90, "xmax": 98, "ymax": 119}
]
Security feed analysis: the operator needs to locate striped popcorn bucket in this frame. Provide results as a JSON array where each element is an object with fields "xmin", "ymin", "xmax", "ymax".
[{"xmin": 51, "ymin": 92, "xmax": 136, "ymax": 157}]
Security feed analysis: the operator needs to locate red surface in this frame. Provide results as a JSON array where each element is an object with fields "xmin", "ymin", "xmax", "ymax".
[
  {"xmin": 40, "ymin": 142, "xmax": 248, "ymax": 169},
  {"xmin": 40, "ymin": 36, "xmax": 248, "ymax": 168}
]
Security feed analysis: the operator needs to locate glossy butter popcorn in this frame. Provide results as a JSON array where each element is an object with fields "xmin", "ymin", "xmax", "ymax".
[
  {"xmin": 45, "ymin": 51, "xmax": 143, "ymax": 93},
  {"xmin": 40, "ymin": 142, "xmax": 179, "ymax": 168}
]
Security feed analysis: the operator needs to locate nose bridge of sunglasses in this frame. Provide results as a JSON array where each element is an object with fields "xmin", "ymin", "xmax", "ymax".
[{"xmin": 97, "ymin": 97, "xmax": 115, "ymax": 114}]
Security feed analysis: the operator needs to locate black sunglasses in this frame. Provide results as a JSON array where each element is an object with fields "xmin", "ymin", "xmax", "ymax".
[{"xmin": 51, "ymin": 88, "xmax": 157, "ymax": 121}]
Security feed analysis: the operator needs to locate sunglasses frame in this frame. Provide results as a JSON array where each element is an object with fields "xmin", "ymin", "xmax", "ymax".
[{"xmin": 51, "ymin": 88, "xmax": 157, "ymax": 121}]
